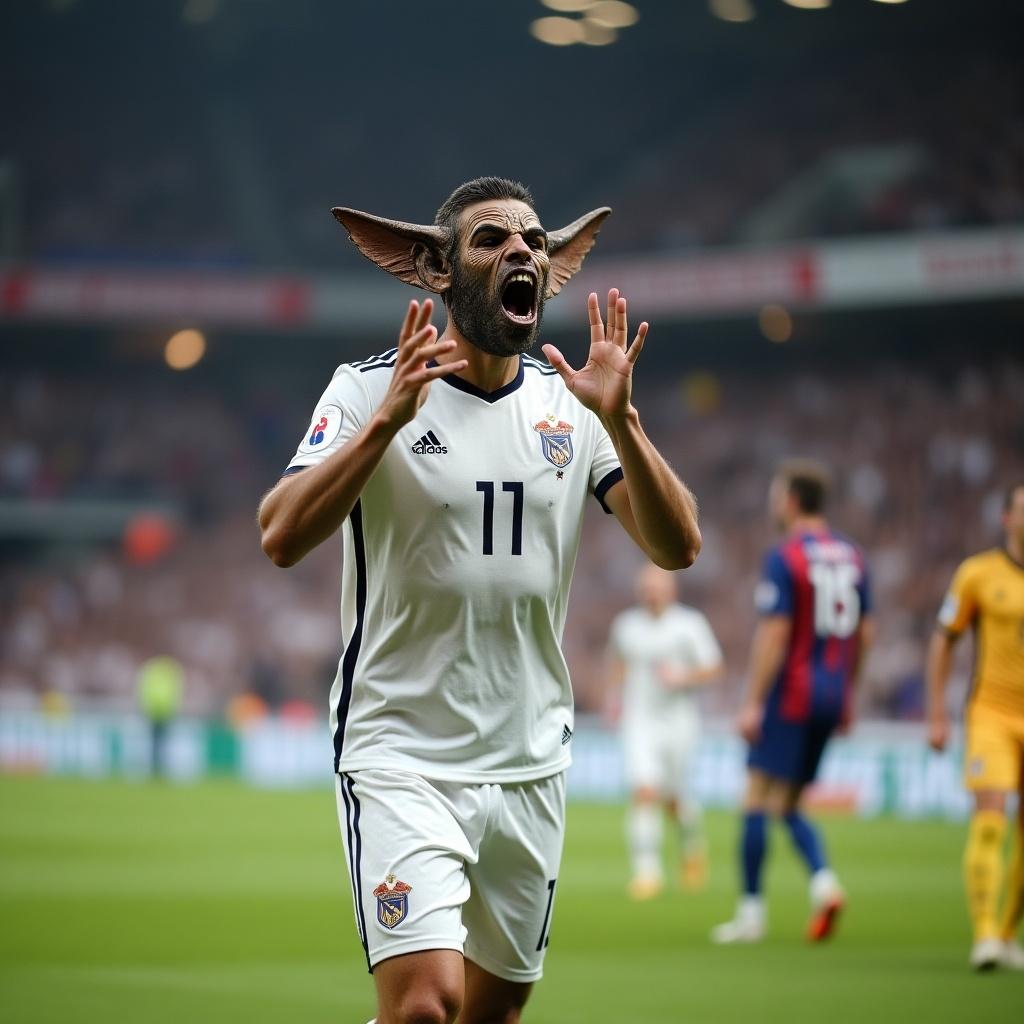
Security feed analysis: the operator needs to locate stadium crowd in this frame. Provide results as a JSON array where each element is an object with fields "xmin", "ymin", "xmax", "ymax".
[
  {"xmin": 2, "ymin": 350, "xmax": 1020, "ymax": 720},
  {"xmin": 14, "ymin": 54, "xmax": 1024, "ymax": 266}
]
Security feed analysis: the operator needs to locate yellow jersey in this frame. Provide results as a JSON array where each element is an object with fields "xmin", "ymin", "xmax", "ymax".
[{"xmin": 938, "ymin": 548, "xmax": 1024, "ymax": 715}]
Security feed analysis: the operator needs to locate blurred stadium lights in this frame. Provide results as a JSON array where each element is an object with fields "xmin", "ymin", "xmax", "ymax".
[
  {"xmin": 710, "ymin": 0, "xmax": 756, "ymax": 23},
  {"xmin": 164, "ymin": 329, "xmax": 206, "ymax": 370},
  {"xmin": 533, "ymin": 0, "xmax": 638, "ymax": 45},
  {"xmin": 531, "ymin": 16, "xmax": 586, "ymax": 45},
  {"xmin": 758, "ymin": 304, "xmax": 793, "ymax": 343},
  {"xmin": 871, "ymin": 0, "xmax": 909, "ymax": 4},
  {"xmin": 580, "ymin": 21, "xmax": 618, "ymax": 45},
  {"xmin": 783, "ymin": 0, "xmax": 832, "ymax": 9},
  {"xmin": 585, "ymin": 2, "xmax": 640, "ymax": 29}
]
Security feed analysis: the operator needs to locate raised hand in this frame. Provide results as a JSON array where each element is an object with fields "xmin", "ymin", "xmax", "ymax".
[
  {"xmin": 377, "ymin": 299, "xmax": 468, "ymax": 429},
  {"xmin": 542, "ymin": 288, "xmax": 648, "ymax": 419}
]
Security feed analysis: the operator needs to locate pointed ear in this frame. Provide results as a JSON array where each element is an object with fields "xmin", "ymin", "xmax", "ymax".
[
  {"xmin": 545, "ymin": 207, "xmax": 611, "ymax": 298},
  {"xmin": 331, "ymin": 208, "xmax": 452, "ymax": 293}
]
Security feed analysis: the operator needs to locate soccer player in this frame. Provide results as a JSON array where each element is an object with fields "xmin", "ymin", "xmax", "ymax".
[
  {"xmin": 258, "ymin": 177, "xmax": 701, "ymax": 1024},
  {"xmin": 927, "ymin": 482, "xmax": 1024, "ymax": 972},
  {"xmin": 711, "ymin": 460, "xmax": 873, "ymax": 944},
  {"xmin": 608, "ymin": 563, "xmax": 723, "ymax": 898}
]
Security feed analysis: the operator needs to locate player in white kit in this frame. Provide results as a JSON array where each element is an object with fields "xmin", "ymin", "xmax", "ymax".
[
  {"xmin": 258, "ymin": 177, "xmax": 702, "ymax": 1024},
  {"xmin": 608, "ymin": 564, "xmax": 723, "ymax": 899}
]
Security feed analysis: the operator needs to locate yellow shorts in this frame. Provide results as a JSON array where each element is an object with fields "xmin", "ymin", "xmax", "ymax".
[{"xmin": 964, "ymin": 702, "xmax": 1024, "ymax": 792}]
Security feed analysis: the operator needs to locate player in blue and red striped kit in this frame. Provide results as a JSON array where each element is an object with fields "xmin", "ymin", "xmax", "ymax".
[{"xmin": 712, "ymin": 460, "xmax": 874, "ymax": 944}]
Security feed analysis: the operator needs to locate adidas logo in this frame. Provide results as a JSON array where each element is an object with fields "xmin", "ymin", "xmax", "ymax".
[
  {"xmin": 561, "ymin": 724, "xmax": 573, "ymax": 746},
  {"xmin": 411, "ymin": 430, "xmax": 448, "ymax": 455}
]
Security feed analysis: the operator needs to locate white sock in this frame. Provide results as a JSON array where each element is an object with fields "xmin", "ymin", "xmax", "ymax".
[
  {"xmin": 628, "ymin": 803, "xmax": 663, "ymax": 880},
  {"xmin": 676, "ymin": 799, "xmax": 705, "ymax": 858},
  {"xmin": 809, "ymin": 867, "xmax": 842, "ymax": 906},
  {"xmin": 738, "ymin": 894, "xmax": 766, "ymax": 925}
]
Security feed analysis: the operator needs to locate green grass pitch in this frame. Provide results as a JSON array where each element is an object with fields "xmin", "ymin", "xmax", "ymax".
[{"xmin": 0, "ymin": 777, "xmax": 1019, "ymax": 1022}]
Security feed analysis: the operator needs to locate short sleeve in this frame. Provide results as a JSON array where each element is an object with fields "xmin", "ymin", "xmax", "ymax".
[
  {"xmin": 284, "ymin": 365, "xmax": 372, "ymax": 475},
  {"xmin": 589, "ymin": 418, "xmax": 623, "ymax": 515},
  {"xmin": 857, "ymin": 555, "xmax": 873, "ymax": 617},
  {"xmin": 754, "ymin": 548, "xmax": 793, "ymax": 617},
  {"xmin": 687, "ymin": 612, "xmax": 723, "ymax": 669},
  {"xmin": 937, "ymin": 560, "xmax": 978, "ymax": 635}
]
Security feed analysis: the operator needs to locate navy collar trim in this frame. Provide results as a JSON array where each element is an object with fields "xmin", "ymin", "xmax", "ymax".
[{"xmin": 428, "ymin": 355, "xmax": 525, "ymax": 404}]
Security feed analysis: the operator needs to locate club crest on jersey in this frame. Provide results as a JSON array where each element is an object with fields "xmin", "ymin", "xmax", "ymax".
[
  {"xmin": 534, "ymin": 414, "xmax": 574, "ymax": 468},
  {"xmin": 374, "ymin": 874, "xmax": 412, "ymax": 929}
]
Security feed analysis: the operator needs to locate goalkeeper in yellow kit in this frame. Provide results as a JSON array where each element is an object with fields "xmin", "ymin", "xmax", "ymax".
[{"xmin": 927, "ymin": 482, "xmax": 1024, "ymax": 971}]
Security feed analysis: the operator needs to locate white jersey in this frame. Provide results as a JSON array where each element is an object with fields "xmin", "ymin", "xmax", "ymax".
[
  {"xmin": 286, "ymin": 350, "xmax": 622, "ymax": 783},
  {"xmin": 610, "ymin": 604, "xmax": 722, "ymax": 724}
]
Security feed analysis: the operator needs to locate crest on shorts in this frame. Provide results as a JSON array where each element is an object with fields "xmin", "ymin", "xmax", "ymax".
[
  {"xmin": 534, "ymin": 414, "xmax": 574, "ymax": 468},
  {"xmin": 374, "ymin": 874, "xmax": 412, "ymax": 929}
]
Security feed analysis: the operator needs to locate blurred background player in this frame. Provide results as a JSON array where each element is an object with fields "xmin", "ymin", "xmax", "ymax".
[
  {"xmin": 712, "ymin": 460, "xmax": 873, "ymax": 944},
  {"xmin": 607, "ymin": 563, "xmax": 723, "ymax": 899},
  {"xmin": 926, "ymin": 482, "xmax": 1024, "ymax": 972},
  {"xmin": 136, "ymin": 655, "xmax": 184, "ymax": 778}
]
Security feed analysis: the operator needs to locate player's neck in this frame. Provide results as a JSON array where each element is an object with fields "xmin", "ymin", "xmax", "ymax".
[
  {"xmin": 439, "ymin": 318, "xmax": 521, "ymax": 393},
  {"xmin": 1006, "ymin": 534, "xmax": 1024, "ymax": 566},
  {"xmin": 788, "ymin": 515, "xmax": 828, "ymax": 536}
]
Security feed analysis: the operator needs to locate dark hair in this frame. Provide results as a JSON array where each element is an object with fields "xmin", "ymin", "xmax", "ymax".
[
  {"xmin": 1005, "ymin": 482, "xmax": 1024, "ymax": 511},
  {"xmin": 777, "ymin": 458, "xmax": 831, "ymax": 514},
  {"xmin": 434, "ymin": 177, "xmax": 534, "ymax": 243}
]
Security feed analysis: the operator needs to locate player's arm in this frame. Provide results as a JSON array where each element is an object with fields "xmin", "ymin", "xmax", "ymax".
[
  {"xmin": 659, "ymin": 662, "xmax": 725, "ymax": 690},
  {"xmin": 925, "ymin": 628, "xmax": 959, "ymax": 752},
  {"xmin": 925, "ymin": 562, "xmax": 976, "ymax": 752},
  {"xmin": 259, "ymin": 299, "xmax": 466, "ymax": 567},
  {"xmin": 604, "ymin": 650, "xmax": 626, "ymax": 724},
  {"xmin": 543, "ymin": 290, "xmax": 700, "ymax": 570},
  {"xmin": 738, "ymin": 615, "xmax": 791, "ymax": 743}
]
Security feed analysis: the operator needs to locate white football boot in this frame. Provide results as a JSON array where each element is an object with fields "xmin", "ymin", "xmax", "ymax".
[
  {"xmin": 710, "ymin": 896, "xmax": 766, "ymax": 944},
  {"xmin": 969, "ymin": 937, "xmax": 1003, "ymax": 971},
  {"xmin": 999, "ymin": 940, "xmax": 1024, "ymax": 970}
]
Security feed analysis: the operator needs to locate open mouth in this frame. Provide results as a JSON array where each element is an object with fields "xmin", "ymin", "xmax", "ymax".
[{"xmin": 500, "ymin": 270, "xmax": 538, "ymax": 325}]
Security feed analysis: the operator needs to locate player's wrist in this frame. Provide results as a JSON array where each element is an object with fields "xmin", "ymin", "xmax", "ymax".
[{"xmin": 599, "ymin": 404, "xmax": 639, "ymax": 432}]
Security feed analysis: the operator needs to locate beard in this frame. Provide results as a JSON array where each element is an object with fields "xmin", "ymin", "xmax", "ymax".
[{"xmin": 448, "ymin": 258, "xmax": 546, "ymax": 357}]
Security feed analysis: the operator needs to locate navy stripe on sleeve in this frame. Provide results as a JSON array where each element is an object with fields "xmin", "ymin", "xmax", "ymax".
[{"xmin": 593, "ymin": 467, "xmax": 624, "ymax": 514}]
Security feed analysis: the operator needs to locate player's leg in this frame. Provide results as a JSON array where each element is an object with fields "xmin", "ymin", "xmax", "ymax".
[
  {"xmin": 667, "ymin": 708, "xmax": 707, "ymax": 890},
  {"xmin": 372, "ymin": 951, "xmax": 464, "ymax": 1024},
  {"xmin": 710, "ymin": 768, "xmax": 770, "ymax": 943},
  {"xmin": 460, "ymin": 773, "xmax": 566, "ymax": 1021},
  {"xmin": 961, "ymin": 703, "xmax": 1018, "ymax": 970},
  {"xmin": 461, "ymin": 960, "xmax": 532, "ymax": 1024},
  {"xmin": 623, "ymin": 721, "xmax": 665, "ymax": 898},
  {"xmin": 775, "ymin": 718, "xmax": 844, "ymax": 941},
  {"xmin": 627, "ymin": 785, "xmax": 665, "ymax": 898},
  {"xmin": 999, "ymin": 753, "xmax": 1024, "ymax": 968},
  {"xmin": 335, "ymin": 771, "xmax": 481, "ymax": 1021}
]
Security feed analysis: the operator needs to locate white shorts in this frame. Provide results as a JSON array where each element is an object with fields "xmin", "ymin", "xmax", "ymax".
[
  {"xmin": 622, "ymin": 705, "xmax": 701, "ymax": 800},
  {"xmin": 335, "ymin": 768, "xmax": 566, "ymax": 983}
]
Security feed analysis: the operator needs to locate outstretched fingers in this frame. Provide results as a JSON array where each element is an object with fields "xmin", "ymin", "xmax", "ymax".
[
  {"xmin": 541, "ymin": 343, "xmax": 577, "ymax": 386},
  {"xmin": 398, "ymin": 298, "xmax": 434, "ymax": 346},
  {"xmin": 588, "ymin": 292, "xmax": 605, "ymax": 345},
  {"xmin": 422, "ymin": 358, "xmax": 468, "ymax": 381},
  {"xmin": 625, "ymin": 322, "xmax": 648, "ymax": 365}
]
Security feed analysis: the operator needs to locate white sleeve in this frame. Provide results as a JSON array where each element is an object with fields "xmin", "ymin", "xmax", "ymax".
[
  {"xmin": 284, "ymin": 364, "xmax": 372, "ymax": 474},
  {"xmin": 589, "ymin": 415, "xmax": 623, "ymax": 514},
  {"xmin": 686, "ymin": 613, "xmax": 723, "ymax": 669}
]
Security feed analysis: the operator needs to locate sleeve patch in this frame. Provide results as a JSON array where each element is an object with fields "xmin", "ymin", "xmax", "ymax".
[
  {"xmin": 754, "ymin": 580, "xmax": 781, "ymax": 613},
  {"xmin": 298, "ymin": 405, "xmax": 343, "ymax": 454},
  {"xmin": 937, "ymin": 593, "xmax": 959, "ymax": 628}
]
